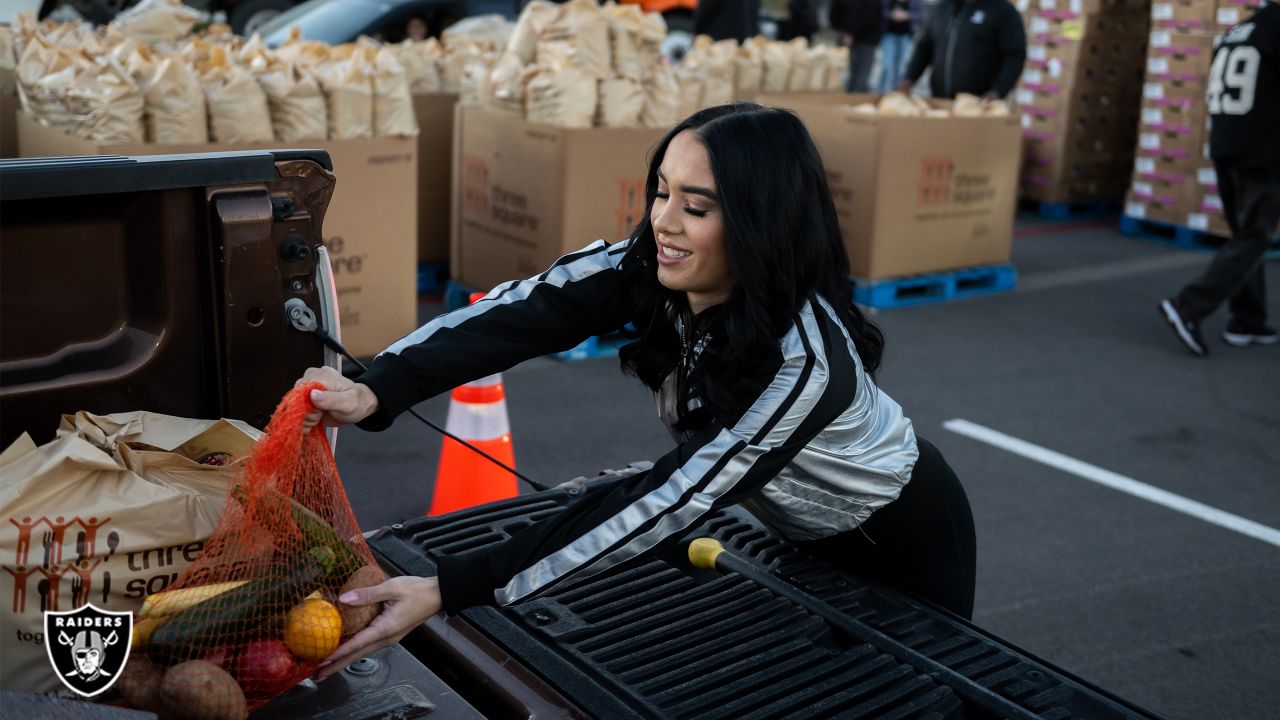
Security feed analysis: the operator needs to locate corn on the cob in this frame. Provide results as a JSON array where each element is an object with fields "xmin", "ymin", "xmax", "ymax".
[{"xmin": 140, "ymin": 581, "xmax": 248, "ymax": 618}]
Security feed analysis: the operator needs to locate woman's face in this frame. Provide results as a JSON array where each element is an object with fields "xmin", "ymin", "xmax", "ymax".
[{"xmin": 651, "ymin": 130, "xmax": 734, "ymax": 315}]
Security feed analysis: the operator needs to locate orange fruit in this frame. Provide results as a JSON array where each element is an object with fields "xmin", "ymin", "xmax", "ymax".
[{"xmin": 282, "ymin": 599, "xmax": 342, "ymax": 661}]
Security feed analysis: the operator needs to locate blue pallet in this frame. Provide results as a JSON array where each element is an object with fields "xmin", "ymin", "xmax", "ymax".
[
  {"xmin": 444, "ymin": 280, "xmax": 625, "ymax": 361},
  {"xmin": 1119, "ymin": 215, "xmax": 1280, "ymax": 258},
  {"xmin": 418, "ymin": 261, "xmax": 450, "ymax": 295},
  {"xmin": 852, "ymin": 264, "xmax": 1017, "ymax": 309},
  {"xmin": 1023, "ymin": 198, "xmax": 1121, "ymax": 221}
]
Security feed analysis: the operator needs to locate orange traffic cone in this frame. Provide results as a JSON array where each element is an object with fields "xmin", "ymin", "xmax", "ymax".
[{"xmin": 428, "ymin": 294, "xmax": 518, "ymax": 515}]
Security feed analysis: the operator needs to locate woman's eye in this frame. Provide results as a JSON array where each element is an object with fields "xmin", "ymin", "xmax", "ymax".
[
  {"xmin": 654, "ymin": 191, "xmax": 670, "ymax": 200},
  {"xmin": 685, "ymin": 207, "xmax": 707, "ymax": 218}
]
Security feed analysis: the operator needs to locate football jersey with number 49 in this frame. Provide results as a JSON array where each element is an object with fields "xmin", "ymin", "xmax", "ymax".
[{"xmin": 1207, "ymin": 0, "xmax": 1280, "ymax": 166}]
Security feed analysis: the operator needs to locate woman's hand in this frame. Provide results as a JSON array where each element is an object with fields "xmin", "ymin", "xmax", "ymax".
[
  {"xmin": 295, "ymin": 366, "xmax": 380, "ymax": 430},
  {"xmin": 313, "ymin": 575, "xmax": 443, "ymax": 681}
]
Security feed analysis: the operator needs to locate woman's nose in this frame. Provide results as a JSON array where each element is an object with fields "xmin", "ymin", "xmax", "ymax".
[{"xmin": 652, "ymin": 201, "xmax": 679, "ymax": 236}]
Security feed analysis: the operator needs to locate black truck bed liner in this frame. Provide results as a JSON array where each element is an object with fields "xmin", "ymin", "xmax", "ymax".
[{"xmin": 368, "ymin": 468, "xmax": 1163, "ymax": 720}]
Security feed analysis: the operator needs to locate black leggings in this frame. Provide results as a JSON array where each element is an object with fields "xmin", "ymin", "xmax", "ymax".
[{"xmin": 798, "ymin": 437, "xmax": 977, "ymax": 619}]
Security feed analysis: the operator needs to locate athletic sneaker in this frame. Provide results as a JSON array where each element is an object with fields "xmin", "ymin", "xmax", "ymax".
[
  {"xmin": 1222, "ymin": 320, "xmax": 1279, "ymax": 347},
  {"xmin": 1159, "ymin": 298, "xmax": 1208, "ymax": 356}
]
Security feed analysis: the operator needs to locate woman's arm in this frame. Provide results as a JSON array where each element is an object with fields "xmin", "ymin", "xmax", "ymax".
[
  {"xmin": 355, "ymin": 239, "xmax": 632, "ymax": 431},
  {"xmin": 435, "ymin": 296, "xmax": 862, "ymax": 612}
]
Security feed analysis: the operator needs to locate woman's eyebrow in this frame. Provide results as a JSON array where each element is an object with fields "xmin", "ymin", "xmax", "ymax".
[{"xmin": 656, "ymin": 169, "xmax": 718, "ymax": 202}]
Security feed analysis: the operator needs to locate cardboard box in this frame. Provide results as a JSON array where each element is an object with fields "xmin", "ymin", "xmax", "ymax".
[
  {"xmin": 1142, "ymin": 77, "xmax": 1209, "ymax": 111},
  {"xmin": 1212, "ymin": 1, "xmax": 1252, "ymax": 27},
  {"xmin": 413, "ymin": 93, "xmax": 458, "ymax": 264},
  {"xmin": 18, "ymin": 113, "xmax": 418, "ymax": 358},
  {"xmin": 1026, "ymin": 0, "xmax": 1150, "ymax": 23},
  {"xmin": 1125, "ymin": 193, "xmax": 1183, "ymax": 224},
  {"xmin": 1150, "ymin": 0, "xmax": 1216, "ymax": 30},
  {"xmin": 1140, "ymin": 99, "xmax": 1207, "ymax": 134},
  {"xmin": 450, "ymin": 104, "xmax": 665, "ymax": 291},
  {"xmin": 758, "ymin": 93, "xmax": 1021, "ymax": 280}
]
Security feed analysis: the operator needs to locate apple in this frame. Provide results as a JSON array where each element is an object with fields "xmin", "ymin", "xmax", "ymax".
[{"xmin": 235, "ymin": 638, "xmax": 298, "ymax": 697}]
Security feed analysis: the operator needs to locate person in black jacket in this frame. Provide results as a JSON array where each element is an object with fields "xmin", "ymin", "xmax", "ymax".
[
  {"xmin": 898, "ymin": 0, "xmax": 1026, "ymax": 99},
  {"xmin": 829, "ymin": 0, "xmax": 884, "ymax": 92},
  {"xmin": 1160, "ymin": 1, "xmax": 1280, "ymax": 355},
  {"xmin": 693, "ymin": 0, "xmax": 761, "ymax": 42},
  {"xmin": 297, "ymin": 104, "xmax": 977, "ymax": 679}
]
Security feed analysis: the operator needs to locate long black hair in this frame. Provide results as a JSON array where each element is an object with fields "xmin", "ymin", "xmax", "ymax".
[{"xmin": 618, "ymin": 103, "xmax": 884, "ymax": 424}]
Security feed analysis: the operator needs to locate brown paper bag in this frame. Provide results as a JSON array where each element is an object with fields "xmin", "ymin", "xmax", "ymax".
[
  {"xmin": 258, "ymin": 61, "xmax": 327, "ymax": 141},
  {"xmin": 603, "ymin": 3, "xmax": 665, "ymax": 82},
  {"xmin": 108, "ymin": 0, "xmax": 201, "ymax": 45},
  {"xmin": 0, "ymin": 412, "xmax": 257, "ymax": 694},
  {"xmin": 526, "ymin": 63, "xmax": 597, "ymax": 128},
  {"xmin": 597, "ymin": 75, "xmax": 644, "ymax": 127},
  {"xmin": 487, "ymin": 52, "xmax": 533, "ymax": 117},
  {"xmin": 673, "ymin": 65, "xmax": 705, "ymax": 120},
  {"xmin": 762, "ymin": 39, "xmax": 795, "ymax": 92},
  {"xmin": 67, "ymin": 55, "xmax": 145, "ymax": 143},
  {"xmin": 506, "ymin": 0, "xmax": 558, "ymax": 65},
  {"xmin": 786, "ymin": 39, "xmax": 816, "ymax": 91},
  {"xmin": 734, "ymin": 39, "xmax": 765, "ymax": 98},
  {"xmin": 442, "ymin": 14, "xmax": 515, "ymax": 51},
  {"xmin": 144, "ymin": 56, "xmax": 208, "ymax": 143},
  {"xmin": 537, "ymin": 0, "xmax": 611, "ymax": 80},
  {"xmin": 317, "ymin": 49, "xmax": 374, "ymax": 139},
  {"xmin": 398, "ymin": 38, "xmax": 444, "ymax": 94},
  {"xmin": 0, "ymin": 26, "xmax": 16, "ymax": 72},
  {"xmin": 641, "ymin": 60, "xmax": 680, "ymax": 128},
  {"xmin": 458, "ymin": 48, "xmax": 498, "ymax": 106},
  {"xmin": 275, "ymin": 26, "xmax": 332, "ymax": 68},
  {"xmin": 198, "ymin": 46, "xmax": 273, "ymax": 143},
  {"xmin": 16, "ymin": 39, "xmax": 85, "ymax": 135},
  {"xmin": 109, "ymin": 36, "xmax": 156, "ymax": 87},
  {"xmin": 373, "ymin": 47, "xmax": 418, "ymax": 137}
]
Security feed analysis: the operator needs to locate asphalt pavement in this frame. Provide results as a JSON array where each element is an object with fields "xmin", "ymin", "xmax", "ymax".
[{"xmin": 335, "ymin": 216, "xmax": 1280, "ymax": 720}]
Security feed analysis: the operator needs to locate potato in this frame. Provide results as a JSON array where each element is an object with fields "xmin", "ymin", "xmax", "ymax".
[
  {"xmin": 338, "ymin": 565, "xmax": 386, "ymax": 637},
  {"xmin": 160, "ymin": 660, "xmax": 248, "ymax": 720},
  {"xmin": 118, "ymin": 654, "xmax": 164, "ymax": 712}
]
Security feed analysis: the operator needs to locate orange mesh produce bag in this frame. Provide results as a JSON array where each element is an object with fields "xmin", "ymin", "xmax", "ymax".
[{"xmin": 121, "ymin": 384, "xmax": 387, "ymax": 719}]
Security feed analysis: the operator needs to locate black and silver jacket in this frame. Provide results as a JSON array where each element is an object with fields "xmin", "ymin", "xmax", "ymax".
[{"xmin": 356, "ymin": 239, "xmax": 919, "ymax": 613}]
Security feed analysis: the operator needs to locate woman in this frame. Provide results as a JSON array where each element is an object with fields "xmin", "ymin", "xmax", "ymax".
[{"xmin": 304, "ymin": 104, "xmax": 976, "ymax": 680}]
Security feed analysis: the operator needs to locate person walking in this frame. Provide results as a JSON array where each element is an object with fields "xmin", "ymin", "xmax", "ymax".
[
  {"xmin": 297, "ymin": 104, "xmax": 978, "ymax": 678},
  {"xmin": 878, "ymin": 0, "xmax": 925, "ymax": 93},
  {"xmin": 829, "ymin": 0, "xmax": 884, "ymax": 93},
  {"xmin": 897, "ymin": 0, "xmax": 1026, "ymax": 99},
  {"xmin": 1159, "ymin": 0, "xmax": 1280, "ymax": 355}
]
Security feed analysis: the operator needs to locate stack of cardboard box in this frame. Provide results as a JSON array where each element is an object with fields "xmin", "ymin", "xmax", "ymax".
[
  {"xmin": 1016, "ymin": 0, "xmax": 1150, "ymax": 204},
  {"xmin": 1124, "ymin": 0, "xmax": 1241, "ymax": 236}
]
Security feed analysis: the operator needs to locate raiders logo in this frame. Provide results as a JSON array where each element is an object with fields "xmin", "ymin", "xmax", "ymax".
[{"xmin": 44, "ymin": 603, "xmax": 133, "ymax": 698}]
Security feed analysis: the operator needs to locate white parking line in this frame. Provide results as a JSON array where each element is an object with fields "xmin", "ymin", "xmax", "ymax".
[{"xmin": 942, "ymin": 418, "xmax": 1280, "ymax": 549}]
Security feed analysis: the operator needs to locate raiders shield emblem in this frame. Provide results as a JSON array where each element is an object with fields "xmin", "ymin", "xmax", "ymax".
[{"xmin": 44, "ymin": 603, "xmax": 133, "ymax": 698}]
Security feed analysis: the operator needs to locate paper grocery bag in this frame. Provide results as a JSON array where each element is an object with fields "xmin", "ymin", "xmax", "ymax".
[
  {"xmin": 145, "ymin": 56, "xmax": 208, "ymax": 144},
  {"xmin": 259, "ymin": 61, "xmax": 327, "ymax": 142},
  {"xmin": 0, "ymin": 412, "xmax": 257, "ymax": 694}
]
